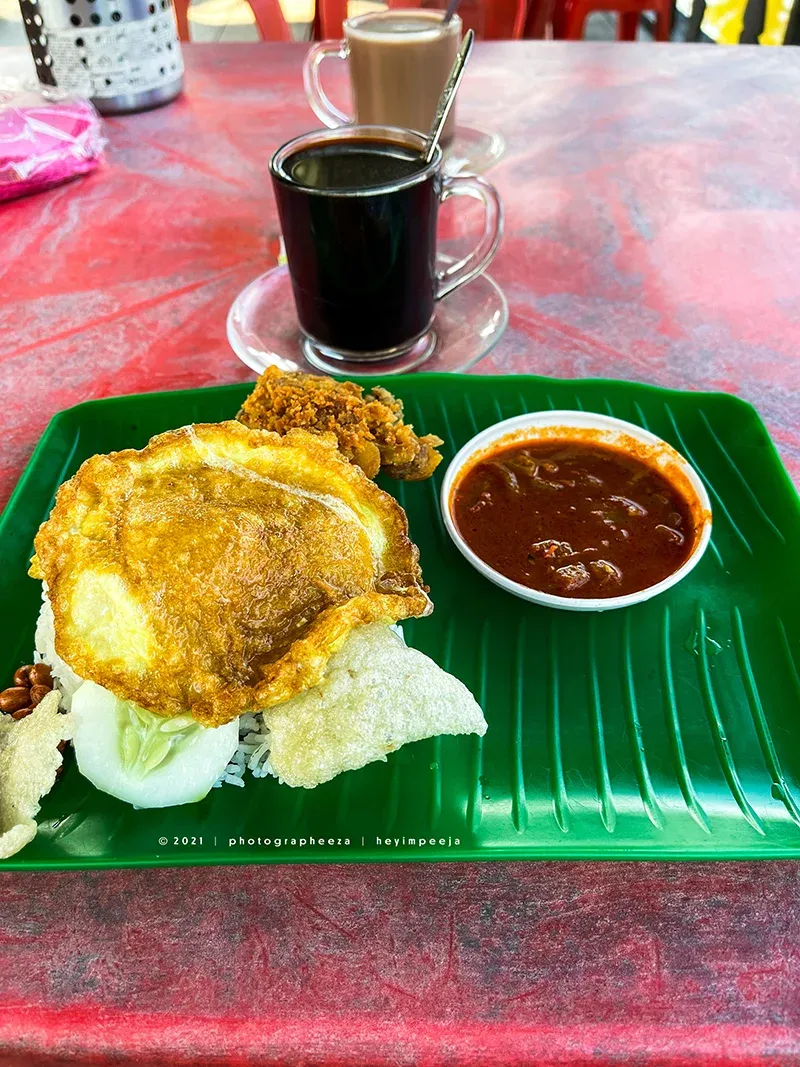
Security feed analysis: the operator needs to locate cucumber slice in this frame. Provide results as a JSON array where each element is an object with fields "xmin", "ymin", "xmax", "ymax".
[{"xmin": 71, "ymin": 681, "xmax": 239, "ymax": 808}]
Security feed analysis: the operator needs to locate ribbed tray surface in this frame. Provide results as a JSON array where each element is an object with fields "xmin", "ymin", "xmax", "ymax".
[{"xmin": 2, "ymin": 374, "xmax": 799, "ymax": 868}]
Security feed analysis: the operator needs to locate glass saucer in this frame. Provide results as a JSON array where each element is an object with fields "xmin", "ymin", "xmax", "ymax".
[
  {"xmin": 226, "ymin": 254, "xmax": 508, "ymax": 377},
  {"xmin": 444, "ymin": 125, "xmax": 507, "ymax": 176}
]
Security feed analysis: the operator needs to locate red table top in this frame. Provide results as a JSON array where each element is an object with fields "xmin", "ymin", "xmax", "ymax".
[{"xmin": 1, "ymin": 41, "xmax": 799, "ymax": 1066}]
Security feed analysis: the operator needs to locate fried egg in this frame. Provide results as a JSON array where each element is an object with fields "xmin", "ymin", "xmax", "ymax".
[{"xmin": 30, "ymin": 422, "xmax": 432, "ymax": 727}]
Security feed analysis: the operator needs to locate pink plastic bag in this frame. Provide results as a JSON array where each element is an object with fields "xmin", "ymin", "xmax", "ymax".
[{"xmin": 0, "ymin": 83, "xmax": 106, "ymax": 203}]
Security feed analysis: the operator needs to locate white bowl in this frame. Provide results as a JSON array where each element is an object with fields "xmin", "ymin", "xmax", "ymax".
[{"xmin": 440, "ymin": 410, "xmax": 713, "ymax": 612}]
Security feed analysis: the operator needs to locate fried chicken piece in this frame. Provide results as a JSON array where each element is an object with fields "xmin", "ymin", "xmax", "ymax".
[{"xmin": 237, "ymin": 367, "xmax": 444, "ymax": 481}]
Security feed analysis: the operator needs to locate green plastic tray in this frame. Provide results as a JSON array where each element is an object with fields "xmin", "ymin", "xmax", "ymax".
[{"xmin": 2, "ymin": 373, "xmax": 800, "ymax": 869}]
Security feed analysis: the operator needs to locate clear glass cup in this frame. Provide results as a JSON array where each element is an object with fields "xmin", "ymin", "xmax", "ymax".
[
  {"xmin": 270, "ymin": 125, "xmax": 503, "ymax": 372},
  {"xmin": 303, "ymin": 10, "xmax": 462, "ymax": 143}
]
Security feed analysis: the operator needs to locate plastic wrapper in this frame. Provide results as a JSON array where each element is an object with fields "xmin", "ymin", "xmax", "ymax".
[{"xmin": 0, "ymin": 82, "xmax": 106, "ymax": 204}]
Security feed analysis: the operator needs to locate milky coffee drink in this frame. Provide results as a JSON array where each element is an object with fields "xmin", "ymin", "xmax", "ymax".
[{"xmin": 346, "ymin": 11, "xmax": 461, "ymax": 145}]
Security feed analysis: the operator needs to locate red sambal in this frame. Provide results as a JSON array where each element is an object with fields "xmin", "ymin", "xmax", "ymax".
[{"xmin": 452, "ymin": 439, "xmax": 696, "ymax": 598}]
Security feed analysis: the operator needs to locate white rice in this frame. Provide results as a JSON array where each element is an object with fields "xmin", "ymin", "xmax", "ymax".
[
  {"xmin": 34, "ymin": 588, "xmax": 85, "ymax": 711},
  {"xmin": 211, "ymin": 712, "xmax": 272, "ymax": 788}
]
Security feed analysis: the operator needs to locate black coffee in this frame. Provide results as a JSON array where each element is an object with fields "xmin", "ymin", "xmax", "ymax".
[
  {"xmin": 271, "ymin": 136, "xmax": 440, "ymax": 355},
  {"xmin": 288, "ymin": 143, "xmax": 426, "ymax": 191}
]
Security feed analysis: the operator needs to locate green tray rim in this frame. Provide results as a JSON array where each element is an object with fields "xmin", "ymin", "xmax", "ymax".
[
  {"xmin": 4, "ymin": 845, "xmax": 800, "ymax": 872},
  {"xmin": 2, "ymin": 373, "xmax": 798, "ymax": 869},
  {"xmin": 4, "ymin": 372, "xmax": 782, "ymax": 523}
]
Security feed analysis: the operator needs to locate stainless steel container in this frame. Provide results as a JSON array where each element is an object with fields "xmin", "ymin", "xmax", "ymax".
[{"xmin": 19, "ymin": 0, "xmax": 184, "ymax": 114}]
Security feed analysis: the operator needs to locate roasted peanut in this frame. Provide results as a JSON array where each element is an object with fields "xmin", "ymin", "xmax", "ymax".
[
  {"xmin": 29, "ymin": 685, "xmax": 51, "ymax": 707},
  {"xmin": 29, "ymin": 663, "xmax": 53, "ymax": 688},
  {"xmin": 0, "ymin": 687, "xmax": 33, "ymax": 713},
  {"xmin": 11, "ymin": 705, "xmax": 33, "ymax": 721},
  {"xmin": 13, "ymin": 665, "xmax": 32, "ymax": 688}
]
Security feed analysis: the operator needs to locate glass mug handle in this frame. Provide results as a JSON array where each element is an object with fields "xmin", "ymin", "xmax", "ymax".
[
  {"xmin": 436, "ymin": 174, "xmax": 503, "ymax": 300},
  {"xmin": 303, "ymin": 41, "xmax": 352, "ymax": 128}
]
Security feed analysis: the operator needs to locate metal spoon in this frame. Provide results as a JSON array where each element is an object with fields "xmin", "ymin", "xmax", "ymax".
[
  {"xmin": 423, "ymin": 27, "xmax": 475, "ymax": 165},
  {"xmin": 442, "ymin": 0, "xmax": 463, "ymax": 24}
]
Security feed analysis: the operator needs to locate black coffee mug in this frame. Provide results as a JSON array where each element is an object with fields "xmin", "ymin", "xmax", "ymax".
[{"xmin": 270, "ymin": 125, "xmax": 503, "ymax": 372}]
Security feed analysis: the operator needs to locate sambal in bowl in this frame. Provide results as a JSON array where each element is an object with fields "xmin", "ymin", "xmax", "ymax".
[{"xmin": 440, "ymin": 411, "xmax": 712, "ymax": 612}]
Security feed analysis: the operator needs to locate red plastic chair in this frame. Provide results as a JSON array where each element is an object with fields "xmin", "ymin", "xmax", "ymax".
[
  {"xmin": 173, "ymin": 0, "xmax": 292, "ymax": 41},
  {"xmin": 315, "ymin": 0, "xmax": 527, "ymax": 41},
  {"xmin": 521, "ymin": 0, "xmax": 552, "ymax": 35},
  {"xmin": 555, "ymin": 0, "xmax": 671, "ymax": 38}
]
